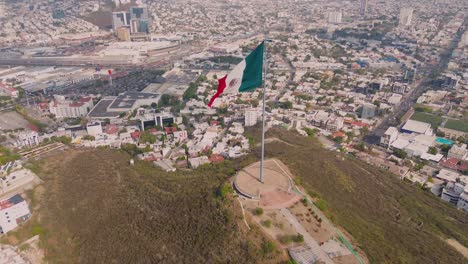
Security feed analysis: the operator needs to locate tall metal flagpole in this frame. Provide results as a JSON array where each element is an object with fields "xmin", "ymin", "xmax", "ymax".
[{"xmin": 260, "ymin": 40, "xmax": 269, "ymax": 183}]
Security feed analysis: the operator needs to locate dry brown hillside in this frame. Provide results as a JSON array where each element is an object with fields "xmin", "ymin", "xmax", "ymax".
[
  {"xmin": 12, "ymin": 149, "xmax": 285, "ymax": 264},
  {"xmin": 248, "ymin": 127, "xmax": 468, "ymax": 264}
]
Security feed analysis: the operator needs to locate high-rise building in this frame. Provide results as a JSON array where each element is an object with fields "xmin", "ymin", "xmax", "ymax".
[
  {"xmin": 359, "ymin": 0, "xmax": 368, "ymax": 16},
  {"xmin": 129, "ymin": 6, "xmax": 150, "ymax": 34},
  {"xmin": 245, "ymin": 109, "xmax": 260, "ymax": 127},
  {"xmin": 328, "ymin": 11, "xmax": 342, "ymax": 24},
  {"xmin": 399, "ymin": 7, "xmax": 414, "ymax": 26},
  {"xmin": 112, "ymin": 11, "xmax": 130, "ymax": 30}
]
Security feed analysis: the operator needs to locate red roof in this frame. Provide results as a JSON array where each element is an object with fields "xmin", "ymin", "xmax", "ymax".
[
  {"xmin": 0, "ymin": 200, "xmax": 13, "ymax": 210},
  {"xmin": 79, "ymin": 97, "xmax": 92, "ymax": 103},
  {"xmin": 38, "ymin": 102, "xmax": 49, "ymax": 109},
  {"xmin": 459, "ymin": 161, "xmax": 468, "ymax": 172},
  {"xmin": 332, "ymin": 131, "xmax": 345, "ymax": 138},
  {"xmin": 440, "ymin": 158, "xmax": 460, "ymax": 169},
  {"xmin": 164, "ymin": 127, "xmax": 177, "ymax": 134},
  {"xmin": 351, "ymin": 121, "xmax": 369, "ymax": 127},
  {"xmin": 143, "ymin": 155, "xmax": 157, "ymax": 162},
  {"xmin": 209, "ymin": 154, "xmax": 225, "ymax": 164},
  {"xmin": 105, "ymin": 124, "xmax": 119, "ymax": 135},
  {"xmin": 27, "ymin": 124, "xmax": 39, "ymax": 132},
  {"xmin": 69, "ymin": 102, "xmax": 84, "ymax": 107},
  {"xmin": 0, "ymin": 83, "xmax": 16, "ymax": 92},
  {"xmin": 210, "ymin": 120, "xmax": 218, "ymax": 126},
  {"xmin": 131, "ymin": 131, "xmax": 141, "ymax": 140}
]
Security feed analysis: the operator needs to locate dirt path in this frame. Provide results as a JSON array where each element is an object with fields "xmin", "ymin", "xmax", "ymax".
[
  {"xmin": 446, "ymin": 239, "xmax": 468, "ymax": 259},
  {"xmin": 256, "ymin": 137, "xmax": 297, "ymax": 148}
]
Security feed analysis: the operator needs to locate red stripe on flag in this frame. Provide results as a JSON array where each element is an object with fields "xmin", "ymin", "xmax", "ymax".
[{"xmin": 208, "ymin": 75, "xmax": 227, "ymax": 108}]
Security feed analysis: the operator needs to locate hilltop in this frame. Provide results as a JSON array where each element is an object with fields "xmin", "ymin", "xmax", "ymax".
[
  {"xmin": 4, "ymin": 149, "xmax": 284, "ymax": 264},
  {"xmin": 3, "ymin": 127, "xmax": 467, "ymax": 264},
  {"xmin": 250, "ymin": 127, "xmax": 468, "ymax": 264}
]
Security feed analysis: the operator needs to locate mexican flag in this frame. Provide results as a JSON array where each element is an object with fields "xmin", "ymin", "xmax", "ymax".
[{"xmin": 208, "ymin": 42, "xmax": 264, "ymax": 107}]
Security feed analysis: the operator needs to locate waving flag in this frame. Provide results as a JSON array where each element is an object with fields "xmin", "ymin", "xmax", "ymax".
[{"xmin": 208, "ymin": 42, "xmax": 264, "ymax": 107}]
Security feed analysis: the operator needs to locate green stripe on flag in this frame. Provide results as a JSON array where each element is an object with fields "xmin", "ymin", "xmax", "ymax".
[{"xmin": 239, "ymin": 42, "xmax": 264, "ymax": 92}]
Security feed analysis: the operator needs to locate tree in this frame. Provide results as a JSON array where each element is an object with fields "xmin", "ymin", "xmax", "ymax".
[
  {"xmin": 282, "ymin": 101, "xmax": 293, "ymax": 109},
  {"xmin": 393, "ymin": 149, "xmax": 407, "ymax": 159},
  {"xmin": 159, "ymin": 94, "xmax": 172, "ymax": 107},
  {"xmin": 360, "ymin": 126, "xmax": 369, "ymax": 136},
  {"xmin": 121, "ymin": 143, "xmax": 143, "ymax": 156},
  {"xmin": 140, "ymin": 131, "xmax": 156, "ymax": 144},
  {"xmin": 428, "ymin": 147, "xmax": 438, "ymax": 155},
  {"xmin": 82, "ymin": 135, "xmax": 95, "ymax": 141},
  {"xmin": 293, "ymin": 234, "xmax": 304, "ymax": 243},
  {"xmin": 254, "ymin": 207, "xmax": 264, "ymax": 216},
  {"xmin": 355, "ymin": 142, "xmax": 366, "ymax": 151},
  {"xmin": 304, "ymin": 128, "xmax": 316, "ymax": 137}
]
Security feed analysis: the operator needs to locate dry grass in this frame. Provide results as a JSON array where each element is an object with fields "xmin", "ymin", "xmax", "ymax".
[
  {"xmin": 246, "ymin": 126, "xmax": 468, "ymax": 264},
  {"xmin": 17, "ymin": 149, "xmax": 285, "ymax": 264}
]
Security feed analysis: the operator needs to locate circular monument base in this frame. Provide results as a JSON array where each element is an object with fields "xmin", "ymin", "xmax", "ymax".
[{"xmin": 234, "ymin": 159, "xmax": 301, "ymax": 209}]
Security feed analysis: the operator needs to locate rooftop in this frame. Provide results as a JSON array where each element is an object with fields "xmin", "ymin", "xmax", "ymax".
[{"xmin": 401, "ymin": 120, "xmax": 432, "ymax": 134}]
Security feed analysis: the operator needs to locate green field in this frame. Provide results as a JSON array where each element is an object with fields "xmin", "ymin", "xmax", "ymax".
[
  {"xmin": 410, "ymin": 112, "xmax": 443, "ymax": 129},
  {"xmin": 444, "ymin": 119, "xmax": 468, "ymax": 133}
]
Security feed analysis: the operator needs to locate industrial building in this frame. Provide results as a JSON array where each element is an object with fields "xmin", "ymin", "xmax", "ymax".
[
  {"xmin": 0, "ymin": 194, "xmax": 31, "ymax": 234},
  {"xmin": 88, "ymin": 92, "xmax": 161, "ymax": 119}
]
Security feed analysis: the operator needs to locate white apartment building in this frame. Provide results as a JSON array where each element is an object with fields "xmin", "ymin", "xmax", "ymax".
[
  {"xmin": 0, "ymin": 194, "xmax": 31, "ymax": 234},
  {"xmin": 328, "ymin": 11, "xmax": 342, "ymax": 24},
  {"xmin": 447, "ymin": 144, "xmax": 468, "ymax": 160},
  {"xmin": 86, "ymin": 122, "xmax": 103, "ymax": 137},
  {"xmin": 399, "ymin": 7, "xmax": 414, "ymax": 26},
  {"xmin": 49, "ymin": 96, "xmax": 94, "ymax": 118},
  {"xmin": 326, "ymin": 117, "xmax": 344, "ymax": 132},
  {"xmin": 15, "ymin": 131, "xmax": 40, "ymax": 148},
  {"xmin": 441, "ymin": 182, "xmax": 465, "ymax": 206},
  {"xmin": 244, "ymin": 109, "xmax": 260, "ymax": 127},
  {"xmin": 381, "ymin": 127, "xmax": 399, "ymax": 148},
  {"xmin": 457, "ymin": 186, "xmax": 468, "ymax": 213}
]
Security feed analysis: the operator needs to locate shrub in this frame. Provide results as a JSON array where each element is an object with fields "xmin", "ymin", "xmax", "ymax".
[
  {"xmin": 262, "ymin": 220, "xmax": 272, "ymax": 228},
  {"xmin": 82, "ymin": 135, "xmax": 95, "ymax": 141},
  {"xmin": 279, "ymin": 235, "xmax": 292, "ymax": 245},
  {"xmin": 254, "ymin": 207, "xmax": 264, "ymax": 216},
  {"xmin": 293, "ymin": 234, "xmax": 304, "ymax": 243},
  {"xmin": 31, "ymin": 225, "xmax": 47, "ymax": 237},
  {"xmin": 315, "ymin": 199, "xmax": 328, "ymax": 211},
  {"xmin": 216, "ymin": 183, "xmax": 232, "ymax": 199},
  {"xmin": 261, "ymin": 240, "xmax": 276, "ymax": 255}
]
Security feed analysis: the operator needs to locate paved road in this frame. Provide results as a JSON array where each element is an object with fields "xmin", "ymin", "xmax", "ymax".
[
  {"xmin": 280, "ymin": 208, "xmax": 335, "ymax": 264},
  {"xmin": 364, "ymin": 17, "xmax": 467, "ymax": 145}
]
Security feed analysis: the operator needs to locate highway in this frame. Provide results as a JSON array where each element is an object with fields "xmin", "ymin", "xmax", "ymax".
[{"xmin": 364, "ymin": 18, "xmax": 467, "ymax": 145}]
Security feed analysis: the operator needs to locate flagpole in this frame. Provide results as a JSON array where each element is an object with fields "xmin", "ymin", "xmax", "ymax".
[{"xmin": 260, "ymin": 40, "xmax": 268, "ymax": 183}]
